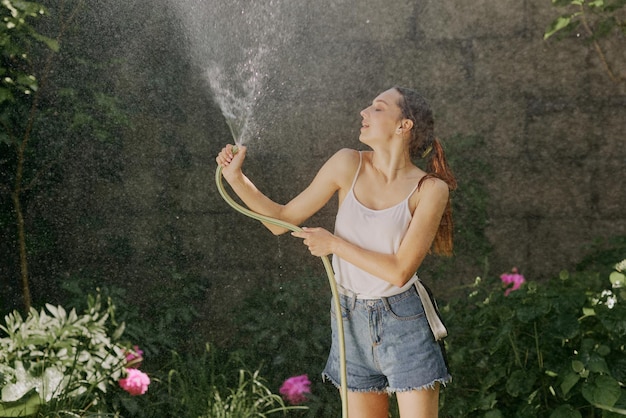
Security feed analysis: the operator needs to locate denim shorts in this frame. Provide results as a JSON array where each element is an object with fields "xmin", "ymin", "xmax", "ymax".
[{"xmin": 322, "ymin": 284, "xmax": 451, "ymax": 393}]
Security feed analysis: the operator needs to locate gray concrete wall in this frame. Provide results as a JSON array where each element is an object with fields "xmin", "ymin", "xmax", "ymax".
[{"xmin": 42, "ymin": 0, "xmax": 625, "ymax": 341}]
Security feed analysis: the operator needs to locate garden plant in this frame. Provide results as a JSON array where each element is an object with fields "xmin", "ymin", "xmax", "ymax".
[
  {"xmin": 0, "ymin": 292, "xmax": 149, "ymax": 417},
  {"xmin": 440, "ymin": 260, "xmax": 626, "ymax": 417}
]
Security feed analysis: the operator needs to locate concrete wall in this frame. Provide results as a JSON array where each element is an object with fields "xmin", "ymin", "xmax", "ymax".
[{"xmin": 38, "ymin": 0, "xmax": 625, "ymax": 341}]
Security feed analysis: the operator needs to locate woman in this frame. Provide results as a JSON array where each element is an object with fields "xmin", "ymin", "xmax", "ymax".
[{"xmin": 216, "ymin": 87, "xmax": 456, "ymax": 417}]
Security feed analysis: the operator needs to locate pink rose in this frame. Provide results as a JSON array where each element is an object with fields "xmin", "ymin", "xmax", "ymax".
[
  {"xmin": 279, "ymin": 374, "xmax": 311, "ymax": 405},
  {"xmin": 119, "ymin": 368, "xmax": 150, "ymax": 396},
  {"xmin": 125, "ymin": 345, "xmax": 144, "ymax": 368},
  {"xmin": 500, "ymin": 267, "xmax": 526, "ymax": 296}
]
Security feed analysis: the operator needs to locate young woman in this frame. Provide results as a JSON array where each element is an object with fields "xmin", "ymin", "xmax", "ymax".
[{"xmin": 216, "ymin": 87, "xmax": 456, "ymax": 418}]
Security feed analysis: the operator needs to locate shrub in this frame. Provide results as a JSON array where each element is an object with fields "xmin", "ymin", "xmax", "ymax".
[
  {"xmin": 0, "ymin": 292, "xmax": 148, "ymax": 417},
  {"xmin": 440, "ymin": 260, "xmax": 626, "ymax": 417},
  {"xmin": 129, "ymin": 344, "xmax": 307, "ymax": 418}
]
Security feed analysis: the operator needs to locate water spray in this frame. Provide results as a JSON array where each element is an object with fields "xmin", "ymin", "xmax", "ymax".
[{"xmin": 215, "ymin": 145, "xmax": 349, "ymax": 417}]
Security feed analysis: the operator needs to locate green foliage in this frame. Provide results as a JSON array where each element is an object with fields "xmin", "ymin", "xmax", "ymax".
[
  {"xmin": 202, "ymin": 368, "xmax": 306, "ymax": 418},
  {"xmin": 230, "ymin": 269, "xmax": 341, "ymax": 417},
  {"xmin": 0, "ymin": 0, "xmax": 57, "ymax": 111},
  {"xmin": 120, "ymin": 344, "xmax": 305, "ymax": 418},
  {"xmin": 545, "ymin": 0, "xmax": 626, "ymax": 40},
  {"xmin": 0, "ymin": 292, "xmax": 129, "ymax": 417},
  {"xmin": 0, "ymin": 0, "xmax": 130, "ymax": 312},
  {"xmin": 544, "ymin": 0, "xmax": 626, "ymax": 83},
  {"xmin": 440, "ymin": 260, "xmax": 626, "ymax": 417}
]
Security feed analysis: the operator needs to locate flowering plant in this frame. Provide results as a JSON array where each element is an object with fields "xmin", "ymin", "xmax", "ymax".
[
  {"xmin": 279, "ymin": 374, "xmax": 311, "ymax": 405},
  {"xmin": 125, "ymin": 345, "xmax": 144, "ymax": 368},
  {"xmin": 0, "ymin": 293, "xmax": 148, "ymax": 416},
  {"xmin": 500, "ymin": 267, "xmax": 526, "ymax": 296},
  {"xmin": 118, "ymin": 345, "xmax": 150, "ymax": 396},
  {"xmin": 119, "ymin": 368, "xmax": 150, "ymax": 396},
  {"xmin": 441, "ymin": 261, "xmax": 626, "ymax": 416}
]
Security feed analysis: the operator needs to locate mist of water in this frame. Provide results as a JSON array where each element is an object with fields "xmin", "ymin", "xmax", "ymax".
[
  {"xmin": 171, "ymin": 0, "xmax": 296, "ymax": 146},
  {"xmin": 205, "ymin": 47, "xmax": 268, "ymax": 145}
]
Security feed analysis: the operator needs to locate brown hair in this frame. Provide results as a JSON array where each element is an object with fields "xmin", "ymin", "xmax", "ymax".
[{"xmin": 395, "ymin": 86, "xmax": 457, "ymax": 256}]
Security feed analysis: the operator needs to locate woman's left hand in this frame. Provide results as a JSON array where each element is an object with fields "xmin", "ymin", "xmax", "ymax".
[{"xmin": 291, "ymin": 227, "xmax": 336, "ymax": 257}]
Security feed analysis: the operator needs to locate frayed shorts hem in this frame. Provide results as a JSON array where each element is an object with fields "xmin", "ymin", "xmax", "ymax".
[{"xmin": 321, "ymin": 372, "xmax": 452, "ymax": 394}]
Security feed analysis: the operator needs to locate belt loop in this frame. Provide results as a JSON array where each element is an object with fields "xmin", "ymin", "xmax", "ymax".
[
  {"xmin": 350, "ymin": 291, "xmax": 357, "ymax": 311},
  {"xmin": 338, "ymin": 284, "xmax": 357, "ymax": 311},
  {"xmin": 381, "ymin": 295, "xmax": 391, "ymax": 311},
  {"xmin": 343, "ymin": 287, "xmax": 357, "ymax": 311}
]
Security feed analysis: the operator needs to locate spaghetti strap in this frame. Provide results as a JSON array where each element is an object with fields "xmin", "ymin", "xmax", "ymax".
[
  {"xmin": 406, "ymin": 180, "xmax": 421, "ymax": 200},
  {"xmin": 349, "ymin": 151, "xmax": 363, "ymax": 192}
]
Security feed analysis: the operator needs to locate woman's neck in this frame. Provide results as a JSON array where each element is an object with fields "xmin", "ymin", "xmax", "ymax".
[{"xmin": 369, "ymin": 151, "xmax": 412, "ymax": 182}]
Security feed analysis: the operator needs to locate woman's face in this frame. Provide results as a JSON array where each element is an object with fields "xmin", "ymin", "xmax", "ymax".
[{"xmin": 359, "ymin": 88, "xmax": 404, "ymax": 145}]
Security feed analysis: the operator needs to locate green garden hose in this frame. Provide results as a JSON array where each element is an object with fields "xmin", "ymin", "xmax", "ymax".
[{"xmin": 215, "ymin": 147, "xmax": 349, "ymax": 418}]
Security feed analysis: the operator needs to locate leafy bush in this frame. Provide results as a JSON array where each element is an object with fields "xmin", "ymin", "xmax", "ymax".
[
  {"xmin": 440, "ymin": 260, "xmax": 626, "ymax": 417},
  {"xmin": 123, "ymin": 344, "xmax": 306, "ymax": 418},
  {"xmin": 0, "ymin": 292, "xmax": 147, "ymax": 417}
]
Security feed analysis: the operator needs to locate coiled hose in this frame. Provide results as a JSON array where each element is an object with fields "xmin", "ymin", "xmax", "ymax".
[{"xmin": 215, "ymin": 147, "xmax": 349, "ymax": 417}]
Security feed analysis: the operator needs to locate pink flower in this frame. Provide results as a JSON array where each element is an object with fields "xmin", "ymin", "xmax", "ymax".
[
  {"xmin": 125, "ymin": 345, "xmax": 144, "ymax": 368},
  {"xmin": 500, "ymin": 267, "xmax": 526, "ymax": 296},
  {"xmin": 279, "ymin": 374, "xmax": 311, "ymax": 404},
  {"xmin": 119, "ymin": 368, "xmax": 150, "ymax": 396}
]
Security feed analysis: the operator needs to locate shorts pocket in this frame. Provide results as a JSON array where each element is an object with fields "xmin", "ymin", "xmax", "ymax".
[{"xmin": 387, "ymin": 294, "xmax": 425, "ymax": 320}]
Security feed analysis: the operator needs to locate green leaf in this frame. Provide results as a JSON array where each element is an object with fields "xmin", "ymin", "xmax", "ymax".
[
  {"xmin": 0, "ymin": 391, "xmax": 41, "ymax": 417},
  {"xmin": 31, "ymin": 32, "xmax": 59, "ymax": 52},
  {"xmin": 581, "ymin": 307, "xmax": 596, "ymax": 317},
  {"xmin": 587, "ymin": 354, "xmax": 610, "ymax": 374},
  {"xmin": 485, "ymin": 410, "xmax": 504, "ymax": 418},
  {"xmin": 516, "ymin": 297, "xmax": 551, "ymax": 322},
  {"xmin": 609, "ymin": 271, "xmax": 625, "ymax": 288},
  {"xmin": 572, "ymin": 360, "xmax": 585, "ymax": 373},
  {"xmin": 561, "ymin": 372, "xmax": 580, "ymax": 395},
  {"xmin": 596, "ymin": 344, "xmax": 611, "ymax": 356},
  {"xmin": 550, "ymin": 312, "xmax": 580, "ymax": 339},
  {"xmin": 112, "ymin": 321, "xmax": 125, "ymax": 340},
  {"xmin": 544, "ymin": 15, "xmax": 580, "ymax": 39},
  {"xmin": 550, "ymin": 404, "xmax": 582, "ymax": 418},
  {"xmin": 0, "ymin": 86, "xmax": 14, "ymax": 105},
  {"xmin": 581, "ymin": 375, "xmax": 621, "ymax": 407},
  {"xmin": 506, "ymin": 370, "xmax": 537, "ymax": 397}
]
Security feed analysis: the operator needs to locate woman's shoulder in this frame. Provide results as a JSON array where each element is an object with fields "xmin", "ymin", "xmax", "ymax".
[
  {"xmin": 322, "ymin": 148, "xmax": 361, "ymax": 187},
  {"xmin": 332, "ymin": 147, "xmax": 361, "ymax": 159},
  {"xmin": 327, "ymin": 148, "xmax": 361, "ymax": 168},
  {"xmin": 415, "ymin": 175, "xmax": 450, "ymax": 201}
]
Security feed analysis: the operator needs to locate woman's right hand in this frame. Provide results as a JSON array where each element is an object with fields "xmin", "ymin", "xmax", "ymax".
[{"xmin": 216, "ymin": 144, "xmax": 247, "ymax": 179}]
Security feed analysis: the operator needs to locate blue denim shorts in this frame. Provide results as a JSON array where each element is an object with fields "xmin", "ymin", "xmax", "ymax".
[{"xmin": 322, "ymin": 284, "xmax": 451, "ymax": 393}]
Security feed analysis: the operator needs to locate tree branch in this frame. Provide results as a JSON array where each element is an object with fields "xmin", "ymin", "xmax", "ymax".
[{"xmin": 578, "ymin": 4, "xmax": 626, "ymax": 84}]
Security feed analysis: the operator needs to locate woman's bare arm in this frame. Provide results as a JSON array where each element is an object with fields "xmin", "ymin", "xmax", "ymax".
[{"xmin": 217, "ymin": 146, "xmax": 358, "ymax": 235}]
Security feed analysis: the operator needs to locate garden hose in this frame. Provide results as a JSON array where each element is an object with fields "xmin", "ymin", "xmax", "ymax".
[{"xmin": 215, "ymin": 146, "xmax": 349, "ymax": 418}]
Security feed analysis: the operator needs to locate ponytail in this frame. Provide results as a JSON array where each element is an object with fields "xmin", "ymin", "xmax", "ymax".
[
  {"xmin": 418, "ymin": 139, "xmax": 457, "ymax": 257},
  {"xmin": 395, "ymin": 86, "xmax": 457, "ymax": 256}
]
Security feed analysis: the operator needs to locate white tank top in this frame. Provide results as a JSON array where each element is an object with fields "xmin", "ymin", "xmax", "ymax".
[{"xmin": 332, "ymin": 152, "xmax": 420, "ymax": 298}]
